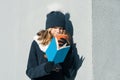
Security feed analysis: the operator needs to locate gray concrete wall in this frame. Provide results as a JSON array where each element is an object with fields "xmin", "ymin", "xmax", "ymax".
[{"xmin": 92, "ymin": 0, "xmax": 120, "ymax": 80}]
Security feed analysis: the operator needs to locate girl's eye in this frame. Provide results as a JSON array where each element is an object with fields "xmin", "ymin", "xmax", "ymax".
[
  {"xmin": 54, "ymin": 27, "xmax": 58, "ymax": 29},
  {"xmin": 60, "ymin": 28, "xmax": 62, "ymax": 29},
  {"xmin": 59, "ymin": 27, "xmax": 63, "ymax": 30}
]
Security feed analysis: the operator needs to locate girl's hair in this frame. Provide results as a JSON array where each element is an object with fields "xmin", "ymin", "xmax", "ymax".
[
  {"xmin": 37, "ymin": 28, "xmax": 53, "ymax": 45},
  {"xmin": 37, "ymin": 28, "xmax": 71, "ymax": 46}
]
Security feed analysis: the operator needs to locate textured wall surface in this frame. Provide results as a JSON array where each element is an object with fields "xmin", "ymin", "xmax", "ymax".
[{"xmin": 92, "ymin": 0, "xmax": 120, "ymax": 80}]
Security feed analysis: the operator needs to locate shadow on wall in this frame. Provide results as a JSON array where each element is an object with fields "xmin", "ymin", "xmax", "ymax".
[{"xmin": 65, "ymin": 13, "xmax": 85, "ymax": 79}]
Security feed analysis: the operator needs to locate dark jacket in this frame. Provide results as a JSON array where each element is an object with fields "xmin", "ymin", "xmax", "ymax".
[{"xmin": 26, "ymin": 39, "xmax": 80, "ymax": 80}]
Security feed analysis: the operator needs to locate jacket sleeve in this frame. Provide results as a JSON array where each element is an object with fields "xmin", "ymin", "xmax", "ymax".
[
  {"xmin": 62, "ymin": 46, "xmax": 74, "ymax": 78},
  {"xmin": 26, "ymin": 40, "xmax": 49, "ymax": 79},
  {"xmin": 62, "ymin": 44, "xmax": 80, "ymax": 80}
]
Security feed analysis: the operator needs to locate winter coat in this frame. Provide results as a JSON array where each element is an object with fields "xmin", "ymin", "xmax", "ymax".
[{"xmin": 26, "ymin": 36, "xmax": 80, "ymax": 80}]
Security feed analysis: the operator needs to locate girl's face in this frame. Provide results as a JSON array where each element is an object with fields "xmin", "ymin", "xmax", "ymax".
[{"xmin": 50, "ymin": 27, "xmax": 64, "ymax": 37}]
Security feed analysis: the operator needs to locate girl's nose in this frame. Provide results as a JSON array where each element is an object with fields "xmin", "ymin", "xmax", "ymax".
[{"xmin": 57, "ymin": 30, "xmax": 60, "ymax": 34}]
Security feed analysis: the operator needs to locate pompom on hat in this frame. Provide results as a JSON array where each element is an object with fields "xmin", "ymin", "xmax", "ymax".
[{"xmin": 46, "ymin": 11, "xmax": 65, "ymax": 29}]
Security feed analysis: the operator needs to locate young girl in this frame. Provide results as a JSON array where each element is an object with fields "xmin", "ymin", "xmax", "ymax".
[{"xmin": 26, "ymin": 11, "xmax": 78, "ymax": 80}]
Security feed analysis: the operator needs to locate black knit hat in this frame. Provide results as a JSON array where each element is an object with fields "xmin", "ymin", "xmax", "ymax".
[{"xmin": 46, "ymin": 11, "xmax": 65, "ymax": 29}]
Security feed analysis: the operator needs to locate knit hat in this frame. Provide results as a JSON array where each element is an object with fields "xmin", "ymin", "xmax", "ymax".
[{"xmin": 46, "ymin": 11, "xmax": 65, "ymax": 29}]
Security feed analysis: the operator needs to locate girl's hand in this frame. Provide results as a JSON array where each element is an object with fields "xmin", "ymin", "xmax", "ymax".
[
  {"xmin": 58, "ymin": 38, "xmax": 69, "ymax": 47},
  {"xmin": 44, "ymin": 62, "xmax": 54, "ymax": 73}
]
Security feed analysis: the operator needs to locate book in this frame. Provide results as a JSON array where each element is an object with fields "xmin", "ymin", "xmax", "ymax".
[{"xmin": 45, "ymin": 37, "xmax": 70, "ymax": 64}]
